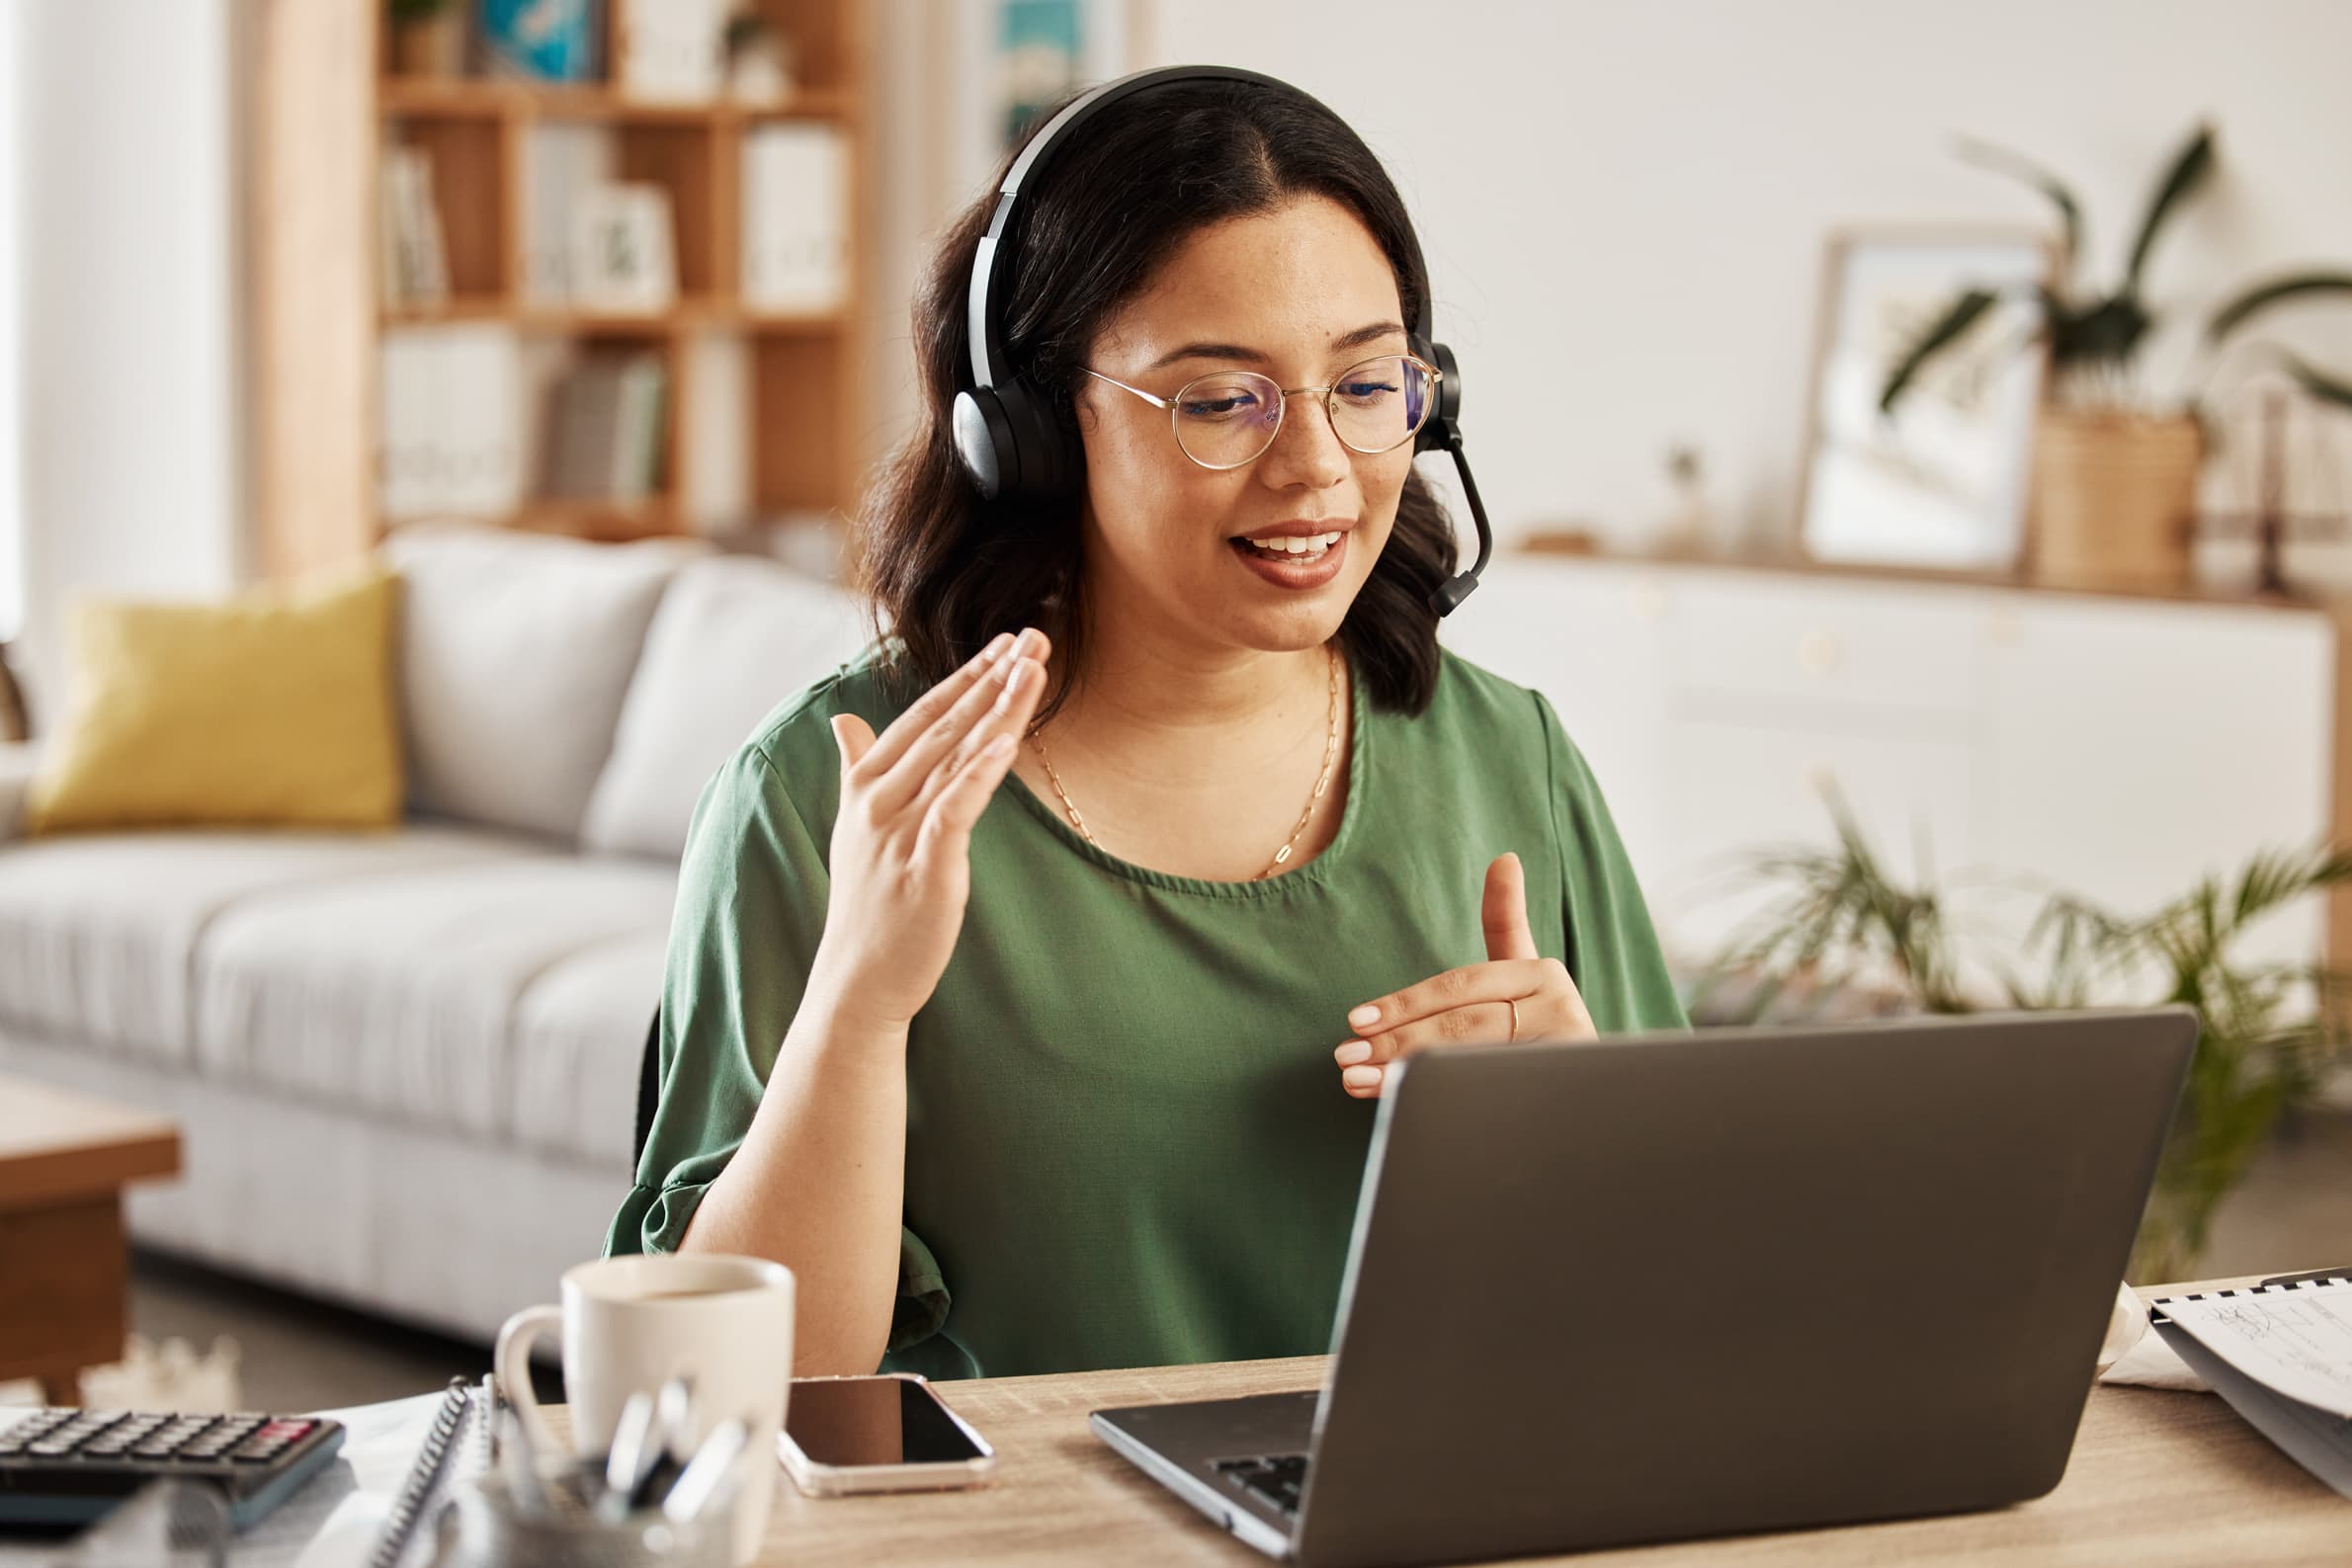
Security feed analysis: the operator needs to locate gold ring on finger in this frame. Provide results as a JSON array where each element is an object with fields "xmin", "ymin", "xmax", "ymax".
[{"xmin": 1507, "ymin": 997, "xmax": 1520, "ymax": 1043}]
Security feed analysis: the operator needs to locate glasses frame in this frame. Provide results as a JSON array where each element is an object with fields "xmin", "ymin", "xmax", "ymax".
[{"xmin": 1078, "ymin": 353, "xmax": 1444, "ymax": 471}]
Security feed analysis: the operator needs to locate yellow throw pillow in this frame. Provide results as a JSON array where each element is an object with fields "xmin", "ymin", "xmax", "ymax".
[{"xmin": 27, "ymin": 567, "xmax": 403, "ymax": 834}]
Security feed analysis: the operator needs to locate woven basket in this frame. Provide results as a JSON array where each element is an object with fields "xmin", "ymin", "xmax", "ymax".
[{"xmin": 2028, "ymin": 409, "xmax": 2204, "ymax": 589}]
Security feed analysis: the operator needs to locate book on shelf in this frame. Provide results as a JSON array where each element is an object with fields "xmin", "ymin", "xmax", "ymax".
[
  {"xmin": 379, "ymin": 326, "xmax": 524, "ymax": 520},
  {"xmin": 521, "ymin": 121, "xmax": 609, "ymax": 306},
  {"xmin": 378, "ymin": 146, "xmax": 449, "ymax": 309},
  {"xmin": 742, "ymin": 123, "xmax": 848, "ymax": 314},
  {"xmin": 481, "ymin": 0, "xmax": 599, "ymax": 82},
  {"xmin": 544, "ymin": 353, "xmax": 668, "ymax": 503}
]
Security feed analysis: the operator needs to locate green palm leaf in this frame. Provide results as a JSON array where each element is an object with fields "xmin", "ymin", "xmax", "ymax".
[
  {"xmin": 1879, "ymin": 289, "xmax": 2000, "ymax": 415},
  {"xmin": 2278, "ymin": 348, "xmax": 2352, "ymax": 411},
  {"xmin": 2124, "ymin": 123, "xmax": 2216, "ymax": 294},
  {"xmin": 1954, "ymin": 134, "xmax": 2083, "ymax": 272},
  {"xmin": 2206, "ymin": 270, "xmax": 2352, "ymax": 344}
]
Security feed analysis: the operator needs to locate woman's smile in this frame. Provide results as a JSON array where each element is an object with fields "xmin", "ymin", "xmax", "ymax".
[{"xmin": 1227, "ymin": 527, "xmax": 1350, "ymax": 589}]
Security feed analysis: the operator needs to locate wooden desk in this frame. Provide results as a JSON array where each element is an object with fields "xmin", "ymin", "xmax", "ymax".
[
  {"xmin": 0, "ymin": 1076, "xmax": 181, "ymax": 1402},
  {"xmin": 548, "ymin": 1275, "xmax": 2345, "ymax": 1567}
]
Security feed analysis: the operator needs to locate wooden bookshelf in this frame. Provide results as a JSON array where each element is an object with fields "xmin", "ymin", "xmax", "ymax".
[{"xmin": 250, "ymin": 0, "xmax": 871, "ymax": 576}]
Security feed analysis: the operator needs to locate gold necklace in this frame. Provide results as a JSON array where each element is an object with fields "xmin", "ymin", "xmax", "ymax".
[{"xmin": 1029, "ymin": 645, "xmax": 1342, "ymax": 881}]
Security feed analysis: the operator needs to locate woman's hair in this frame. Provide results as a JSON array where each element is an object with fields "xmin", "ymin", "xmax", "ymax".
[{"xmin": 856, "ymin": 75, "xmax": 1460, "ymax": 724}]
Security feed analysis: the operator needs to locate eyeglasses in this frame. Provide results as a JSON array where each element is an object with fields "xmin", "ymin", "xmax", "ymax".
[{"xmin": 1078, "ymin": 354, "xmax": 1442, "ymax": 471}]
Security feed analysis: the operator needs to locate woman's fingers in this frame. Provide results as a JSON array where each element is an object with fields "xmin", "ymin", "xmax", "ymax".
[
  {"xmin": 1345, "ymin": 957, "xmax": 1567, "ymax": 1038},
  {"xmin": 848, "ymin": 629, "xmax": 1021, "ymax": 784},
  {"xmin": 909, "ymin": 648, "xmax": 1047, "ymax": 824},
  {"xmin": 829, "ymin": 712, "xmax": 878, "ymax": 773},
  {"xmin": 915, "ymin": 731, "xmax": 1022, "ymax": 863},
  {"xmin": 869, "ymin": 630, "xmax": 1048, "ymax": 817},
  {"xmin": 1336, "ymin": 995, "xmax": 1519, "ymax": 1099},
  {"xmin": 1334, "ymin": 953, "xmax": 1599, "ymax": 1099}
]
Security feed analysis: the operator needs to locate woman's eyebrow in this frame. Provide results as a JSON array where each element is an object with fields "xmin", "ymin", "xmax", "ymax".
[{"xmin": 1143, "ymin": 321, "xmax": 1406, "ymax": 373}]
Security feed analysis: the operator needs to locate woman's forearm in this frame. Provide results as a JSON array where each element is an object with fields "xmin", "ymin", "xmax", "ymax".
[{"xmin": 677, "ymin": 968, "xmax": 909, "ymax": 1376}]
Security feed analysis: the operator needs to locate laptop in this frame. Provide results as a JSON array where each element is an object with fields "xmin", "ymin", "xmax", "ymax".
[{"xmin": 1091, "ymin": 1007, "xmax": 2198, "ymax": 1567}]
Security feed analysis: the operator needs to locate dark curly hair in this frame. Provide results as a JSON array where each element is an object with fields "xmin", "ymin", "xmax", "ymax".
[{"xmin": 855, "ymin": 74, "xmax": 1459, "ymax": 724}]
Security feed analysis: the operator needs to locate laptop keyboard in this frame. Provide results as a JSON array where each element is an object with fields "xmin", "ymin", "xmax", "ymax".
[{"xmin": 1214, "ymin": 1451, "xmax": 1311, "ymax": 1516}]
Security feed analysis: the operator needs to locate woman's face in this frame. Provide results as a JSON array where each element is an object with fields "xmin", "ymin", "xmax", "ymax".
[{"xmin": 1073, "ymin": 195, "xmax": 1417, "ymax": 659}]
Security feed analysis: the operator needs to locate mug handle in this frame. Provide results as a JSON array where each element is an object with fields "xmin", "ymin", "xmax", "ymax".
[{"xmin": 493, "ymin": 1304, "xmax": 564, "ymax": 1458}]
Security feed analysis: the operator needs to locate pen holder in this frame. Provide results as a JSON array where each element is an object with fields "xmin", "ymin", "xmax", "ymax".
[{"xmin": 429, "ymin": 1468, "xmax": 732, "ymax": 1568}]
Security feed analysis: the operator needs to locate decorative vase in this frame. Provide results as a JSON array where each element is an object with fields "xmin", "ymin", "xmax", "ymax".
[
  {"xmin": 2027, "ymin": 408, "xmax": 2205, "ymax": 590},
  {"xmin": 390, "ymin": 12, "xmax": 466, "ymax": 79}
]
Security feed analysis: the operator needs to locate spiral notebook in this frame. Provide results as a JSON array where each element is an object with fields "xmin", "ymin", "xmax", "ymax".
[
  {"xmin": 365, "ymin": 1376, "xmax": 497, "ymax": 1568},
  {"xmin": 2149, "ymin": 1277, "xmax": 2352, "ymax": 1499}
]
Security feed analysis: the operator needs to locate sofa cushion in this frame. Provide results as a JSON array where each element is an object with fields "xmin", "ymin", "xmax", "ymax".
[
  {"xmin": 581, "ymin": 555, "xmax": 871, "ymax": 861},
  {"xmin": 193, "ymin": 853, "xmax": 676, "ymax": 1164},
  {"xmin": 382, "ymin": 525, "xmax": 708, "ymax": 843},
  {"xmin": 509, "ymin": 929, "xmax": 671, "ymax": 1164},
  {"xmin": 0, "ymin": 825, "xmax": 531, "ymax": 1060},
  {"xmin": 28, "ymin": 566, "xmax": 403, "ymax": 834}
]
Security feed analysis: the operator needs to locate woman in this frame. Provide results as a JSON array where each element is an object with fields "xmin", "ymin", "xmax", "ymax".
[{"xmin": 607, "ymin": 72, "xmax": 1687, "ymax": 1380}]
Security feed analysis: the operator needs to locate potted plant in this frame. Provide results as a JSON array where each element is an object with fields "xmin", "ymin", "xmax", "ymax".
[
  {"xmin": 1691, "ymin": 785, "xmax": 2352, "ymax": 1282},
  {"xmin": 1880, "ymin": 124, "xmax": 2352, "ymax": 590},
  {"xmin": 388, "ymin": 0, "xmax": 466, "ymax": 79}
]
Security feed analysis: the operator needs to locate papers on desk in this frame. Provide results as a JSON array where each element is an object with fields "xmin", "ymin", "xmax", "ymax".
[{"xmin": 2150, "ymin": 1278, "xmax": 2352, "ymax": 1501}]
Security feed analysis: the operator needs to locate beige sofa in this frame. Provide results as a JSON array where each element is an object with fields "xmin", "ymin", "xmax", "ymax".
[{"xmin": 0, "ymin": 526, "xmax": 870, "ymax": 1343}]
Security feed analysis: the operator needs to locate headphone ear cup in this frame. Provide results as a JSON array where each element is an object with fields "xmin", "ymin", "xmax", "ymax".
[
  {"xmin": 994, "ymin": 378, "xmax": 1083, "ymax": 502},
  {"xmin": 1414, "ymin": 339, "xmax": 1462, "ymax": 454},
  {"xmin": 952, "ymin": 386, "xmax": 1017, "ymax": 500}
]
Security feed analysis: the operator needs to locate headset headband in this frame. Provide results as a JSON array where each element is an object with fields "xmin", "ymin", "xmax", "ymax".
[{"xmin": 964, "ymin": 65, "xmax": 1434, "ymax": 392}]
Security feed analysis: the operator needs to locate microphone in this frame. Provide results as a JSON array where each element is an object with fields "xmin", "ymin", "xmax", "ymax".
[{"xmin": 1425, "ymin": 427, "xmax": 1493, "ymax": 617}]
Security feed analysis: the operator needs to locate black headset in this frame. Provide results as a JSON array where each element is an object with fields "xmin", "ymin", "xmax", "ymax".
[{"xmin": 948, "ymin": 64, "xmax": 1494, "ymax": 617}]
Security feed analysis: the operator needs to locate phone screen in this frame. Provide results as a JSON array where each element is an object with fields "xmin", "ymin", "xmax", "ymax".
[{"xmin": 784, "ymin": 1376, "xmax": 987, "ymax": 1467}]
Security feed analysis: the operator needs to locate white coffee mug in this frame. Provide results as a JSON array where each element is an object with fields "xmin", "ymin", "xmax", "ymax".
[{"xmin": 495, "ymin": 1254, "xmax": 795, "ymax": 1567}]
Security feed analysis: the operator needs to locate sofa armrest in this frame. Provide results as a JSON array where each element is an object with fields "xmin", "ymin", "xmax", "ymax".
[{"xmin": 0, "ymin": 742, "xmax": 42, "ymax": 842}]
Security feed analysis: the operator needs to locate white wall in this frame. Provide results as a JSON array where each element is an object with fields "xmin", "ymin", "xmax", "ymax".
[
  {"xmin": 870, "ymin": 0, "xmax": 2352, "ymax": 557},
  {"xmin": 11, "ymin": 0, "xmax": 243, "ymax": 722},
  {"xmin": 0, "ymin": 6, "xmax": 22, "ymax": 652}
]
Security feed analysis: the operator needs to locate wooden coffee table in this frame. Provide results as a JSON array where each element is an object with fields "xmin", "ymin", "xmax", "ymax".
[{"xmin": 0, "ymin": 1075, "xmax": 181, "ymax": 1402}]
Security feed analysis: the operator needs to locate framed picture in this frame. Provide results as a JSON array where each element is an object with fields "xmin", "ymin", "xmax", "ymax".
[
  {"xmin": 571, "ymin": 184, "xmax": 677, "ymax": 314},
  {"xmin": 1796, "ymin": 227, "xmax": 2058, "ymax": 572}
]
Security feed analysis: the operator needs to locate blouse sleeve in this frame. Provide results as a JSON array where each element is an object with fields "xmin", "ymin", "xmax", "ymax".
[
  {"xmin": 1534, "ymin": 691, "xmax": 1691, "ymax": 1033},
  {"xmin": 602, "ymin": 739, "xmax": 953, "ymax": 1361}
]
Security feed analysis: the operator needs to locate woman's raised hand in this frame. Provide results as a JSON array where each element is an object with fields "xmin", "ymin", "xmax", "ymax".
[
  {"xmin": 811, "ymin": 628, "xmax": 1050, "ymax": 1032},
  {"xmin": 1332, "ymin": 852, "xmax": 1597, "ymax": 1098}
]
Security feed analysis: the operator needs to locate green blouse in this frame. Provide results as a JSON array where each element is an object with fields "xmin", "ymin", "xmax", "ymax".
[{"xmin": 605, "ymin": 640, "xmax": 1688, "ymax": 1379}]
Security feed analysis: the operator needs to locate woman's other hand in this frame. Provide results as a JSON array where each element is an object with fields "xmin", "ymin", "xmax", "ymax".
[
  {"xmin": 811, "ymin": 628, "xmax": 1050, "ymax": 1032},
  {"xmin": 1332, "ymin": 852, "xmax": 1596, "ymax": 1098}
]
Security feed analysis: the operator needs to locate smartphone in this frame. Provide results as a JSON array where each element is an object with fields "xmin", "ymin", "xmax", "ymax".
[{"xmin": 776, "ymin": 1372, "xmax": 997, "ymax": 1496}]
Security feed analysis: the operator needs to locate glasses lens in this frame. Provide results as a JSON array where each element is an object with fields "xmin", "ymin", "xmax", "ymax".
[
  {"xmin": 1328, "ymin": 356, "xmax": 1433, "ymax": 454},
  {"xmin": 1171, "ymin": 371, "xmax": 1284, "ymax": 467}
]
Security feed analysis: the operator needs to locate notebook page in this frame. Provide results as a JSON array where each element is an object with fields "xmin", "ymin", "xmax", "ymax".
[{"xmin": 2153, "ymin": 1280, "xmax": 2352, "ymax": 1419}]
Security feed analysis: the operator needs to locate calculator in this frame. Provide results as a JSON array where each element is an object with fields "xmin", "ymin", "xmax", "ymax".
[{"xmin": 0, "ymin": 1407, "xmax": 346, "ymax": 1529}]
